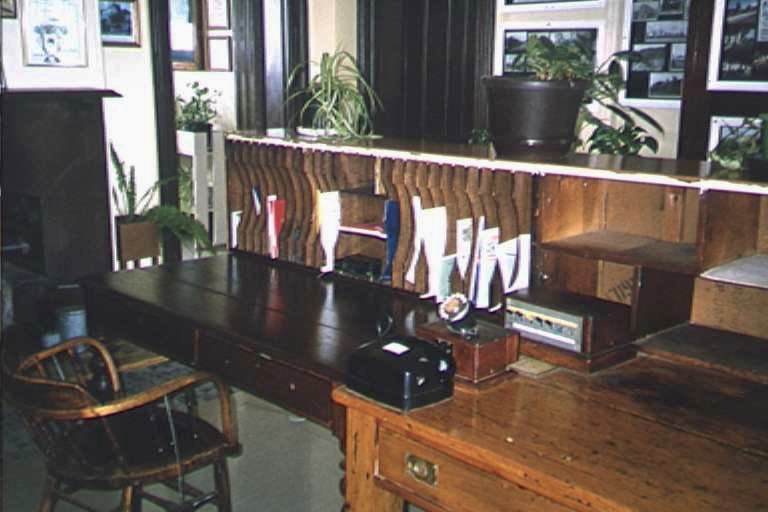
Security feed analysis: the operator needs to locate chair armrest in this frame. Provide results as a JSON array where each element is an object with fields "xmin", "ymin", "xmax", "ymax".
[{"xmin": 49, "ymin": 371, "xmax": 238, "ymax": 445}]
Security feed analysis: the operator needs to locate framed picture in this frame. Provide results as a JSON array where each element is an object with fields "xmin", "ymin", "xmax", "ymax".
[
  {"xmin": 170, "ymin": 0, "xmax": 203, "ymax": 70},
  {"xmin": 500, "ymin": 0, "xmax": 605, "ymax": 12},
  {"xmin": 1, "ymin": 0, "xmax": 17, "ymax": 18},
  {"xmin": 99, "ymin": 0, "xmax": 140, "ymax": 46},
  {"xmin": 207, "ymin": 36, "xmax": 231, "ymax": 71},
  {"xmin": 206, "ymin": 0, "xmax": 229, "ymax": 29},
  {"xmin": 707, "ymin": 0, "xmax": 768, "ymax": 91},
  {"xmin": 21, "ymin": 0, "xmax": 88, "ymax": 67},
  {"xmin": 621, "ymin": 0, "xmax": 690, "ymax": 108},
  {"xmin": 648, "ymin": 71, "xmax": 683, "ymax": 98},
  {"xmin": 494, "ymin": 20, "xmax": 604, "ymax": 76}
]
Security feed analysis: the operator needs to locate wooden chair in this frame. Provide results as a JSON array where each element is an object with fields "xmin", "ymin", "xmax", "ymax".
[{"xmin": 1, "ymin": 327, "xmax": 240, "ymax": 511}]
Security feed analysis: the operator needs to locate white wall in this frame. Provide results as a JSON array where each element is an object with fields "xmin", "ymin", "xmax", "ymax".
[
  {"xmin": 308, "ymin": 0, "xmax": 357, "ymax": 76},
  {"xmin": 1, "ymin": 0, "xmax": 105, "ymax": 88},
  {"xmin": 495, "ymin": 0, "xmax": 680, "ymax": 158}
]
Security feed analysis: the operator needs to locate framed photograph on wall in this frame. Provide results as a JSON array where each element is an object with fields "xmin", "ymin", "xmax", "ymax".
[
  {"xmin": 494, "ymin": 20, "xmax": 605, "ymax": 76},
  {"xmin": 207, "ymin": 36, "xmax": 231, "ymax": 71},
  {"xmin": 21, "ymin": 0, "xmax": 88, "ymax": 67},
  {"xmin": 206, "ymin": 0, "xmax": 229, "ymax": 29},
  {"xmin": 170, "ymin": 0, "xmax": 203, "ymax": 70},
  {"xmin": 621, "ymin": 0, "xmax": 691, "ymax": 108},
  {"xmin": 500, "ymin": 0, "xmax": 605, "ymax": 12},
  {"xmin": 99, "ymin": 0, "xmax": 140, "ymax": 46},
  {"xmin": 1, "ymin": 0, "xmax": 17, "ymax": 18},
  {"xmin": 707, "ymin": 0, "xmax": 768, "ymax": 91}
]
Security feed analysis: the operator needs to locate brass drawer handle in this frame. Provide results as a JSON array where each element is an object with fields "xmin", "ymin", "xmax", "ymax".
[{"xmin": 405, "ymin": 453, "xmax": 438, "ymax": 487}]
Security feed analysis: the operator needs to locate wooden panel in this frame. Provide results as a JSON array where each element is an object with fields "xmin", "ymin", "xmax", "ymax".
[
  {"xmin": 698, "ymin": 190, "xmax": 760, "ymax": 270},
  {"xmin": 631, "ymin": 267, "xmax": 694, "ymax": 337},
  {"xmin": 537, "ymin": 250, "xmax": 600, "ymax": 297},
  {"xmin": 197, "ymin": 331, "xmax": 333, "ymax": 425},
  {"xmin": 537, "ymin": 176, "xmax": 603, "ymax": 242},
  {"xmin": 232, "ymin": 0, "xmax": 266, "ymax": 131},
  {"xmin": 596, "ymin": 261, "xmax": 634, "ymax": 305},
  {"xmin": 377, "ymin": 428, "xmax": 570, "ymax": 512},
  {"xmin": 692, "ymin": 278, "xmax": 768, "ymax": 338},
  {"xmin": 605, "ymin": 182, "xmax": 669, "ymax": 238},
  {"xmin": 759, "ymin": 196, "xmax": 768, "ymax": 252}
]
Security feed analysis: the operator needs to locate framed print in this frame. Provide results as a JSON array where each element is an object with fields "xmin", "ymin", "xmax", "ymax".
[
  {"xmin": 621, "ymin": 0, "xmax": 690, "ymax": 108},
  {"xmin": 494, "ymin": 20, "xmax": 604, "ymax": 76},
  {"xmin": 21, "ymin": 0, "xmax": 88, "ymax": 67},
  {"xmin": 99, "ymin": 0, "xmax": 140, "ymax": 46},
  {"xmin": 170, "ymin": 0, "xmax": 203, "ymax": 70},
  {"xmin": 500, "ymin": 0, "xmax": 605, "ymax": 12},
  {"xmin": 1, "ymin": 0, "xmax": 17, "ymax": 18},
  {"xmin": 207, "ymin": 36, "xmax": 231, "ymax": 71},
  {"xmin": 206, "ymin": 0, "xmax": 229, "ymax": 29},
  {"xmin": 707, "ymin": 0, "xmax": 768, "ymax": 91}
]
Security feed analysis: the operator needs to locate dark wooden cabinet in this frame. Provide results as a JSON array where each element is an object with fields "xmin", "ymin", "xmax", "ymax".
[{"xmin": 1, "ymin": 89, "xmax": 119, "ymax": 282}]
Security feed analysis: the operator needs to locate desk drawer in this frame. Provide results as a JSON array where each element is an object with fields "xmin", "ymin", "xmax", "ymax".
[
  {"xmin": 198, "ymin": 333, "xmax": 333, "ymax": 425},
  {"xmin": 377, "ymin": 428, "xmax": 570, "ymax": 512},
  {"xmin": 86, "ymin": 290, "xmax": 197, "ymax": 363}
]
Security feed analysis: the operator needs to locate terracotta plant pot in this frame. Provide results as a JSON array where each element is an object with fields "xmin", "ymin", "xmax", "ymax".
[
  {"xmin": 482, "ymin": 76, "xmax": 588, "ymax": 158},
  {"xmin": 115, "ymin": 217, "xmax": 160, "ymax": 264}
]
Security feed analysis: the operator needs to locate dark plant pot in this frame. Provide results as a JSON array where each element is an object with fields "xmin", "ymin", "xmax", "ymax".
[
  {"xmin": 181, "ymin": 122, "xmax": 212, "ymax": 150},
  {"xmin": 115, "ymin": 216, "xmax": 160, "ymax": 264},
  {"xmin": 482, "ymin": 76, "xmax": 588, "ymax": 158},
  {"xmin": 745, "ymin": 156, "xmax": 768, "ymax": 182}
]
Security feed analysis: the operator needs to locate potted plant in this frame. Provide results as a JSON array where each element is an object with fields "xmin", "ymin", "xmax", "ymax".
[
  {"xmin": 286, "ymin": 50, "xmax": 382, "ymax": 140},
  {"xmin": 709, "ymin": 114, "xmax": 768, "ymax": 181},
  {"xmin": 483, "ymin": 36, "xmax": 661, "ymax": 158},
  {"xmin": 110, "ymin": 144, "xmax": 214, "ymax": 265},
  {"xmin": 175, "ymin": 81, "xmax": 220, "ymax": 134},
  {"xmin": 483, "ymin": 35, "xmax": 593, "ymax": 157}
]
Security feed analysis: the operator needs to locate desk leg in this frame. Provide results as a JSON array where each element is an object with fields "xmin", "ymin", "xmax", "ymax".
[{"xmin": 344, "ymin": 408, "xmax": 403, "ymax": 512}]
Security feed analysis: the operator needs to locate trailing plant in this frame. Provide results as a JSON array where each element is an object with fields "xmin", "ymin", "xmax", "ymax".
[
  {"xmin": 109, "ymin": 143, "xmax": 214, "ymax": 254},
  {"xmin": 286, "ymin": 50, "xmax": 383, "ymax": 140},
  {"xmin": 709, "ymin": 114, "xmax": 768, "ymax": 177},
  {"xmin": 175, "ymin": 81, "xmax": 220, "ymax": 131}
]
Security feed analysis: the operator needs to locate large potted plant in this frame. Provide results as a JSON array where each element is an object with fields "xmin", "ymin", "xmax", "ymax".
[
  {"xmin": 286, "ymin": 50, "xmax": 382, "ymax": 140},
  {"xmin": 483, "ymin": 36, "xmax": 592, "ymax": 157},
  {"xmin": 110, "ymin": 144, "xmax": 213, "ymax": 266}
]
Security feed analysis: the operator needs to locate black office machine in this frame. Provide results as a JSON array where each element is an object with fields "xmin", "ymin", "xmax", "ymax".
[{"xmin": 346, "ymin": 335, "xmax": 456, "ymax": 411}]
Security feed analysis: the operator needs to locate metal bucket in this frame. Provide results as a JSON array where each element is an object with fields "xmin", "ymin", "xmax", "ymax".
[{"xmin": 56, "ymin": 306, "xmax": 87, "ymax": 341}]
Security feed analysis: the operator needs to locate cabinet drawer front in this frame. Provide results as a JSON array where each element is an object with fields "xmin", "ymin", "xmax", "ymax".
[
  {"xmin": 86, "ymin": 290, "xmax": 197, "ymax": 363},
  {"xmin": 377, "ymin": 428, "xmax": 571, "ymax": 512},
  {"xmin": 198, "ymin": 333, "xmax": 333, "ymax": 425}
]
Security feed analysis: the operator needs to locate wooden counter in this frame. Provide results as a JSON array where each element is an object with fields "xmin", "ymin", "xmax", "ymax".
[{"xmin": 334, "ymin": 356, "xmax": 768, "ymax": 512}]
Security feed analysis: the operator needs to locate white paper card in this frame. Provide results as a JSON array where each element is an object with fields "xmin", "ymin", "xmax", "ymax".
[
  {"xmin": 382, "ymin": 342, "xmax": 410, "ymax": 355},
  {"xmin": 496, "ymin": 238, "xmax": 518, "ymax": 293},
  {"xmin": 230, "ymin": 211, "xmax": 242, "ymax": 248},
  {"xmin": 318, "ymin": 191, "xmax": 341, "ymax": 273},
  {"xmin": 405, "ymin": 196, "xmax": 423, "ymax": 284},
  {"xmin": 456, "ymin": 218, "xmax": 473, "ymax": 279},
  {"xmin": 438, "ymin": 254, "xmax": 457, "ymax": 301},
  {"xmin": 421, "ymin": 207, "xmax": 447, "ymax": 299},
  {"xmin": 467, "ymin": 216, "xmax": 485, "ymax": 302},
  {"xmin": 474, "ymin": 227, "xmax": 499, "ymax": 309},
  {"xmin": 509, "ymin": 234, "xmax": 532, "ymax": 292}
]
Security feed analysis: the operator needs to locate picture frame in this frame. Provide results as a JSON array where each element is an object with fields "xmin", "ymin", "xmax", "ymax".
[
  {"xmin": 648, "ymin": 71, "xmax": 683, "ymax": 98},
  {"xmin": 620, "ymin": 0, "xmax": 690, "ymax": 109},
  {"xmin": 99, "ymin": 0, "xmax": 140, "ymax": 47},
  {"xmin": 21, "ymin": 0, "xmax": 88, "ymax": 67},
  {"xmin": 206, "ymin": 0, "xmax": 229, "ymax": 29},
  {"xmin": 1, "ymin": 0, "xmax": 17, "ymax": 18},
  {"xmin": 494, "ymin": 20, "xmax": 605, "ymax": 76},
  {"xmin": 499, "ymin": 0, "xmax": 605, "ymax": 12},
  {"xmin": 170, "ymin": 0, "xmax": 203, "ymax": 70},
  {"xmin": 707, "ymin": 0, "xmax": 768, "ymax": 92},
  {"xmin": 207, "ymin": 35, "xmax": 231, "ymax": 71}
]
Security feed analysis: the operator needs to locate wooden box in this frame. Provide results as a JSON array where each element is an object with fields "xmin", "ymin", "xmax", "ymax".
[{"xmin": 416, "ymin": 320, "xmax": 519, "ymax": 385}]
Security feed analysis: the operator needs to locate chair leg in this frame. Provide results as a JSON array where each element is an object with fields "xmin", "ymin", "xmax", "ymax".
[
  {"xmin": 213, "ymin": 460, "xmax": 232, "ymax": 512},
  {"xmin": 38, "ymin": 476, "xmax": 59, "ymax": 512},
  {"xmin": 119, "ymin": 485, "xmax": 142, "ymax": 512}
]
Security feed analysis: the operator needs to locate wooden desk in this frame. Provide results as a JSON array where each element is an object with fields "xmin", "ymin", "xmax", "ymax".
[
  {"xmin": 81, "ymin": 252, "xmax": 437, "ymax": 430},
  {"xmin": 333, "ymin": 356, "xmax": 768, "ymax": 512}
]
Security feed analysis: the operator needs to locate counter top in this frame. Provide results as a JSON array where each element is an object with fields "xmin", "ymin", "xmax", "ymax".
[{"xmin": 228, "ymin": 130, "xmax": 768, "ymax": 195}]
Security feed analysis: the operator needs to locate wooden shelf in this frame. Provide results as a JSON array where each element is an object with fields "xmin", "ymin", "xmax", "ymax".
[
  {"xmin": 540, "ymin": 230, "xmax": 698, "ymax": 274},
  {"xmin": 639, "ymin": 323, "xmax": 768, "ymax": 384},
  {"xmin": 700, "ymin": 254, "xmax": 768, "ymax": 290},
  {"xmin": 339, "ymin": 222, "xmax": 387, "ymax": 239}
]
